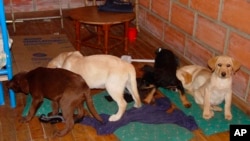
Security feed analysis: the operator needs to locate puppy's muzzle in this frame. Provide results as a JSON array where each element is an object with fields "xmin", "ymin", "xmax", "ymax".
[{"xmin": 221, "ymin": 72, "xmax": 226, "ymax": 78}]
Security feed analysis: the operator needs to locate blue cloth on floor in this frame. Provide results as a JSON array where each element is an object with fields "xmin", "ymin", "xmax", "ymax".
[{"xmin": 81, "ymin": 97, "xmax": 198, "ymax": 135}]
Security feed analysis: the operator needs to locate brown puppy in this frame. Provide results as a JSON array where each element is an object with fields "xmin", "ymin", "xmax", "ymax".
[
  {"xmin": 176, "ymin": 56, "xmax": 241, "ymax": 120},
  {"xmin": 6, "ymin": 67, "xmax": 103, "ymax": 137}
]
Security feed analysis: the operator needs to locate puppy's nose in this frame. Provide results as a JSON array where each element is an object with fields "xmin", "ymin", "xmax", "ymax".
[{"xmin": 221, "ymin": 72, "xmax": 226, "ymax": 77}]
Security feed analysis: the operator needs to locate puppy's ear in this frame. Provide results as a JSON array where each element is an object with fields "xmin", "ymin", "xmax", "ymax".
[
  {"xmin": 176, "ymin": 70, "xmax": 192, "ymax": 85},
  {"xmin": 182, "ymin": 72, "xmax": 193, "ymax": 85},
  {"xmin": 232, "ymin": 59, "xmax": 241, "ymax": 73},
  {"xmin": 208, "ymin": 56, "xmax": 218, "ymax": 71},
  {"xmin": 15, "ymin": 73, "xmax": 29, "ymax": 94},
  {"xmin": 5, "ymin": 80, "xmax": 13, "ymax": 89},
  {"xmin": 155, "ymin": 48, "xmax": 162, "ymax": 54},
  {"xmin": 19, "ymin": 79, "xmax": 29, "ymax": 94}
]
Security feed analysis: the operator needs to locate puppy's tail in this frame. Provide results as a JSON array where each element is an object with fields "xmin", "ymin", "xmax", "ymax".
[{"xmin": 84, "ymin": 89, "xmax": 103, "ymax": 123}]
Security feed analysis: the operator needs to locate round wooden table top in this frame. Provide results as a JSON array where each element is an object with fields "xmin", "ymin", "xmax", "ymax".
[{"xmin": 69, "ymin": 6, "xmax": 135, "ymax": 25}]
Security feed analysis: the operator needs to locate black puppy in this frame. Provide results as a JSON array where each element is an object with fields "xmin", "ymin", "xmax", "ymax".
[
  {"xmin": 140, "ymin": 48, "xmax": 191, "ymax": 108},
  {"xmin": 105, "ymin": 48, "xmax": 191, "ymax": 107}
]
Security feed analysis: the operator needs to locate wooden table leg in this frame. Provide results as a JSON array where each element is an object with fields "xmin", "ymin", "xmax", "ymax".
[
  {"xmin": 124, "ymin": 21, "xmax": 129, "ymax": 52},
  {"xmin": 74, "ymin": 20, "xmax": 81, "ymax": 51},
  {"xmin": 97, "ymin": 26, "xmax": 102, "ymax": 46},
  {"xmin": 102, "ymin": 24, "xmax": 110, "ymax": 54}
]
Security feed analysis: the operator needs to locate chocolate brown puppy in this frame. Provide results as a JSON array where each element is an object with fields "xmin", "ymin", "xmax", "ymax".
[{"xmin": 6, "ymin": 67, "xmax": 102, "ymax": 137}]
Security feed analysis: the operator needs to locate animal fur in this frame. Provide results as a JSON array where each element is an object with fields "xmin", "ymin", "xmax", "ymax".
[
  {"xmin": 139, "ymin": 48, "xmax": 191, "ymax": 107},
  {"xmin": 47, "ymin": 51, "xmax": 142, "ymax": 121},
  {"xmin": 176, "ymin": 55, "xmax": 241, "ymax": 120},
  {"xmin": 6, "ymin": 67, "xmax": 103, "ymax": 136}
]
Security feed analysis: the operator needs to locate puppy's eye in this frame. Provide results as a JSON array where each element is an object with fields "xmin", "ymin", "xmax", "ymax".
[
  {"xmin": 217, "ymin": 63, "xmax": 222, "ymax": 67},
  {"xmin": 227, "ymin": 64, "xmax": 231, "ymax": 67}
]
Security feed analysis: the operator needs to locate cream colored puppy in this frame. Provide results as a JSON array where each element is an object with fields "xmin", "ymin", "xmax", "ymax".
[
  {"xmin": 176, "ymin": 56, "xmax": 241, "ymax": 120},
  {"xmin": 48, "ymin": 51, "xmax": 142, "ymax": 121}
]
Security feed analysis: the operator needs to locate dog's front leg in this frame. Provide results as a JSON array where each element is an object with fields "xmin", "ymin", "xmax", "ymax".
[
  {"xmin": 143, "ymin": 88, "xmax": 156, "ymax": 104},
  {"xmin": 178, "ymin": 91, "xmax": 191, "ymax": 108},
  {"xmin": 202, "ymin": 89, "xmax": 214, "ymax": 120},
  {"xmin": 177, "ymin": 80, "xmax": 192, "ymax": 108},
  {"xmin": 21, "ymin": 98, "xmax": 43, "ymax": 122},
  {"xmin": 224, "ymin": 92, "xmax": 232, "ymax": 120}
]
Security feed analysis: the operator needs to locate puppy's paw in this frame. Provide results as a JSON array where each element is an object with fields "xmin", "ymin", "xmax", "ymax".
[
  {"xmin": 203, "ymin": 111, "xmax": 214, "ymax": 120},
  {"xmin": 53, "ymin": 130, "xmax": 67, "ymax": 137},
  {"xmin": 133, "ymin": 103, "xmax": 142, "ymax": 108},
  {"xmin": 53, "ymin": 130, "xmax": 62, "ymax": 137},
  {"xmin": 109, "ymin": 114, "xmax": 121, "ymax": 122},
  {"xmin": 183, "ymin": 102, "xmax": 192, "ymax": 108},
  {"xmin": 225, "ymin": 113, "xmax": 232, "ymax": 120},
  {"xmin": 179, "ymin": 94, "xmax": 191, "ymax": 108}
]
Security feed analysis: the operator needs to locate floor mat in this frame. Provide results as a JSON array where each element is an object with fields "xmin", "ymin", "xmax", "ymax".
[
  {"xmin": 22, "ymin": 88, "xmax": 250, "ymax": 140},
  {"xmin": 23, "ymin": 91, "xmax": 195, "ymax": 141},
  {"xmin": 94, "ymin": 92, "xmax": 195, "ymax": 141},
  {"xmin": 159, "ymin": 88, "xmax": 250, "ymax": 136}
]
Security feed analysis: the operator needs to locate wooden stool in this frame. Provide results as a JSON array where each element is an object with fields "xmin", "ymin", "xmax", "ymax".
[{"xmin": 70, "ymin": 6, "xmax": 135, "ymax": 54}]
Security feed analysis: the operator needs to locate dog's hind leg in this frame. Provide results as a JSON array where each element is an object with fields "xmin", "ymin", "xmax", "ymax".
[
  {"xmin": 54, "ymin": 97, "xmax": 75, "ymax": 137},
  {"xmin": 76, "ymin": 103, "xmax": 84, "ymax": 117},
  {"xmin": 106, "ymin": 84, "xmax": 127, "ymax": 121},
  {"xmin": 49, "ymin": 101, "xmax": 60, "ymax": 116},
  {"xmin": 54, "ymin": 111, "xmax": 74, "ymax": 137},
  {"xmin": 74, "ymin": 96, "xmax": 85, "ymax": 119},
  {"xmin": 126, "ymin": 70, "xmax": 142, "ymax": 108},
  {"xmin": 73, "ymin": 102, "xmax": 85, "ymax": 123}
]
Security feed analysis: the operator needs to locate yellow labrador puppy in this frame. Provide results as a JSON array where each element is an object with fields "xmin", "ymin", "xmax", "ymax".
[
  {"xmin": 48, "ymin": 51, "xmax": 142, "ymax": 121},
  {"xmin": 176, "ymin": 56, "xmax": 241, "ymax": 120}
]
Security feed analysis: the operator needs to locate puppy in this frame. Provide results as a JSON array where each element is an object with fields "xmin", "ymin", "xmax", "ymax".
[
  {"xmin": 139, "ymin": 48, "xmax": 191, "ymax": 107},
  {"xmin": 176, "ymin": 56, "xmax": 241, "ymax": 120},
  {"xmin": 47, "ymin": 51, "xmax": 142, "ymax": 121},
  {"xmin": 6, "ymin": 67, "xmax": 103, "ymax": 136}
]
